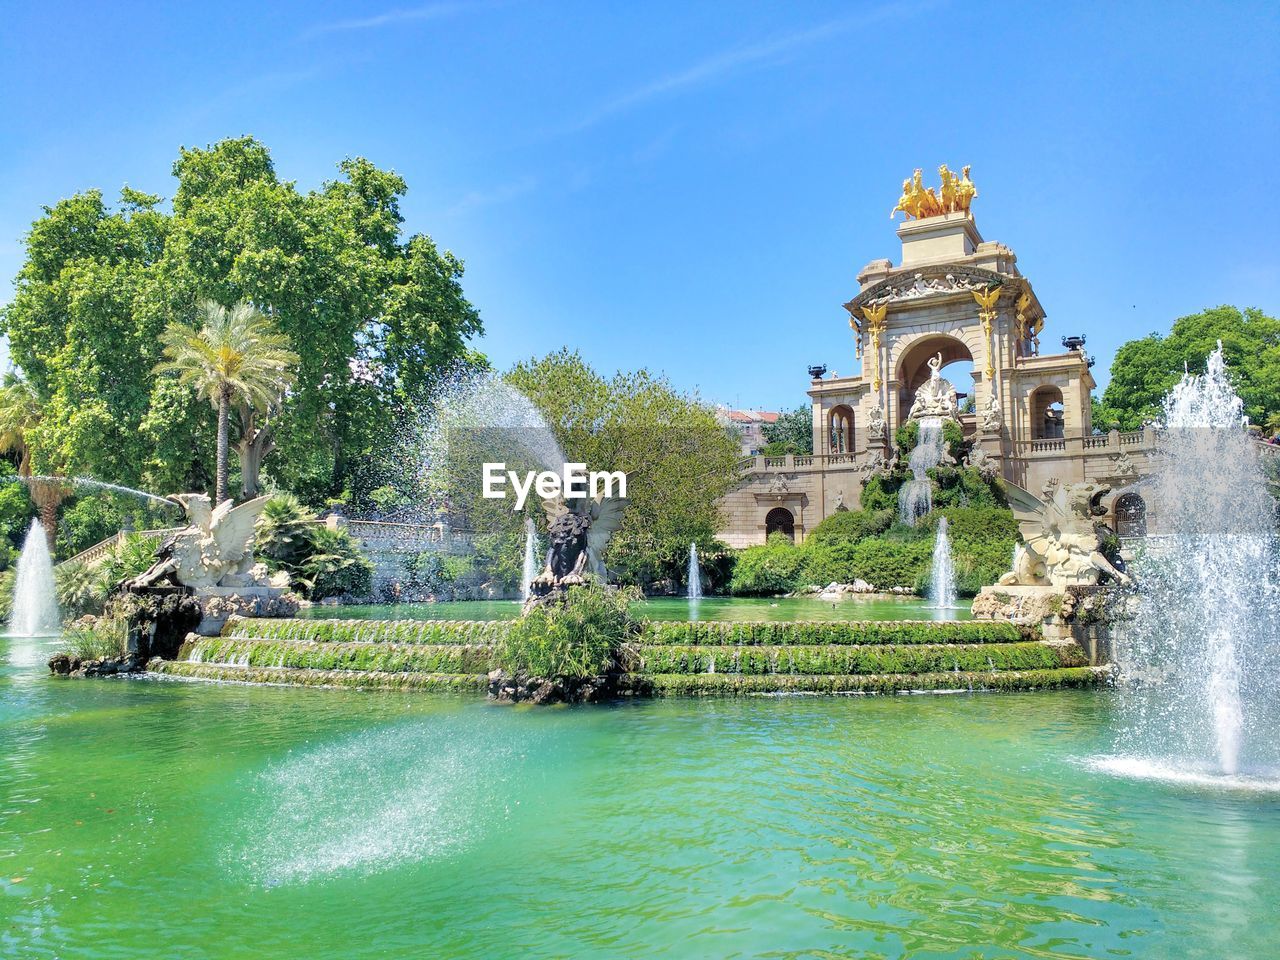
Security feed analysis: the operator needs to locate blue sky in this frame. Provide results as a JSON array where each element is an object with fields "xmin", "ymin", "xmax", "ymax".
[{"xmin": 1, "ymin": 0, "xmax": 1277, "ymax": 410}]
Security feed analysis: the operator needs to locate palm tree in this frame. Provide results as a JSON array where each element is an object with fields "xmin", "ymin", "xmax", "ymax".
[
  {"xmin": 0, "ymin": 374, "xmax": 65, "ymax": 547},
  {"xmin": 155, "ymin": 300, "xmax": 299, "ymax": 504},
  {"xmin": 0, "ymin": 375, "xmax": 41, "ymax": 478}
]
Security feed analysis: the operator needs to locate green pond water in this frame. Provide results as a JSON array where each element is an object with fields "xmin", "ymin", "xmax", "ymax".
[
  {"xmin": 4, "ymin": 637, "xmax": 1280, "ymax": 958},
  {"xmin": 301, "ymin": 595, "xmax": 972, "ymax": 622}
]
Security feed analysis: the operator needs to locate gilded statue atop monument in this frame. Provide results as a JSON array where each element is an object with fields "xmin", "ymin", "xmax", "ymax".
[{"xmin": 890, "ymin": 165, "xmax": 976, "ymax": 221}]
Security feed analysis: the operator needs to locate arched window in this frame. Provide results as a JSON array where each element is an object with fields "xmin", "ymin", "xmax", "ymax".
[
  {"xmin": 765, "ymin": 507, "xmax": 795, "ymax": 542},
  {"xmin": 1030, "ymin": 386, "xmax": 1065, "ymax": 440},
  {"xmin": 829, "ymin": 405, "xmax": 854, "ymax": 454},
  {"xmin": 1115, "ymin": 493, "xmax": 1146, "ymax": 538}
]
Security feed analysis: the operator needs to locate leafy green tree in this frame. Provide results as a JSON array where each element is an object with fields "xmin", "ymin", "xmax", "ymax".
[
  {"xmin": 2, "ymin": 137, "xmax": 481, "ymax": 505},
  {"xmin": 155, "ymin": 301, "xmax": 298, "ymax": 503},
  {"xmin": 1098, "ymin": 306, "xmax": 1280, "ymax": 430},
  {"xmin": 761, "ymin": 405, "xmax": 812, "ymax": 456},
  {"xmin": 507, "ymin": 349, "xmax": 742, "ymax": 587}
]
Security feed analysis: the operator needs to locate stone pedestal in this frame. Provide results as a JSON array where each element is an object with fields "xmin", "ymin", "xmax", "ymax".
[
  {"xmin": 193, "ymin": 585, "xmax": 297, "ymax": 635},
  {"xmin": 972, "ymin": 583, "xmax": 1119, "ymax": 666}
]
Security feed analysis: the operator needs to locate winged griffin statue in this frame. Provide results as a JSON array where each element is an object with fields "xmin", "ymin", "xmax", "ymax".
[
  {"xmin": 128, "ymin": 494, "xmax": 270, "ymax": 590},
  {"xmin": 526, "ymin": 493, "xmax": 627, "ymax": 607},
  {"xmin": 999, "ymin": 480, "xmax": 1130, "ymax": 589}
]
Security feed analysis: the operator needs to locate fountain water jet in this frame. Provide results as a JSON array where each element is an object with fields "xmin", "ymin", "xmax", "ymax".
[
  {"xmin": 11, "ymin": 520, "xmax": 59, "ymax": 637},
  {"xmin": 687, "ymin": 543, "xmax": 703, "ymax": 600},
  {"xmin": 1111, "ymin": 342, "xmax": 1280, "ymax": 780},
  {"xmin": 899, "ymin": 417, "xmax": 944, "ymax": 525},
  {"xmin": 927, "ymin": 517, "xmax": 957, "ymax": 609},
  {"xmin": 520, "ymin": 517, "xmax": 539, "ymax": 603}
]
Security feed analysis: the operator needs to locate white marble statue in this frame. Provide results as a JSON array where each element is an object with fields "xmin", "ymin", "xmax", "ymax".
[
  {"xmin": 906, "ymin": 353, "xmax": 958, "ymax": 421},
  {"xmin": 999, "ymin": 481, "xmax": 1131, "ymax": 589},
  {"xmin": 980, "ymin": 389, "xmax": 1002, "ymax": 432},
  {"xmin": 129, "ymin": 495, "xmax": 270, "ymax": 590},
  {"xmin": 868, "ymin": 404, "xmax": 886, "ymax": 440}
]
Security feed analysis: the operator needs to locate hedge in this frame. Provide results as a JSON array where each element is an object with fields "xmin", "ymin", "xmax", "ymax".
[
  {"xmin": 180, "ymin": 638, "xmax": 495, "ymax": 673},
  {"xmin": 222, "ymin": 616, "xmax": 512, "ymax": 645},
  {"xmin": 619, "ymin": 667, "xmax": 1103, "ymax": 696},
  {"xmin": 632, "ymin": 641, "xmax": 1083, "ymax": 676},
  {"xmin": 640, "ymin": 620, "xmax": 1026, "ymax": 646}
]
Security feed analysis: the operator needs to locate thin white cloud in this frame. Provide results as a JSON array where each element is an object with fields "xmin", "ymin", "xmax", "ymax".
[
  {"xmin": 562, "ymin": 1, "xmax": 939, "ymax": 134},
  {"xmin": 302, "ymin": 1, "xmax": 476, "ymax": 39},
  {"xmin": 444, "ymin": 175, "xmax": 538, "ymax": 216}
]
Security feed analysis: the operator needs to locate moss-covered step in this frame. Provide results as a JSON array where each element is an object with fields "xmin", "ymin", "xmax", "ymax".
[
  {"xmin": 630, "ymin": 641, "xmax": 1086, "ymax": 676},
  {"xmin": 618, "ymin": 667, "xmax": 1106, "ymax": 697},
  {"xmin": 223, "ymin": 616, "xmax": 1028, "ymax": 647},
  {"xmin": 149, "ymin": 659, "xmax": 488, "ymax": 692},
  {"xmin": 221, "ymin": 616, "xmax": 513, "ymax": 645},
  {"xmin": 640, "ymin": 620, "xmax": 1028, "ymax": 646},
  {"xmin": 178, "ymin": 637, "xmax": 495, "ymax": 673}
]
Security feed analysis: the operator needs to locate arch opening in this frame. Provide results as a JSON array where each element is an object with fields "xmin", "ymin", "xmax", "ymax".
[
  {"xmin": 1115, "ymin": 492, "xmax": 1147, "ymax": 538},
  {"xmin": 765, "ymin": 507, "xmax": 795, "ymax": 542},
  {"xmin": 829, "ymin": 405, "xmax": 855, "ymax": 454},
  {"xmin": 1031, "ymin": 386, "xmax": 1065, "ymax": 440}
]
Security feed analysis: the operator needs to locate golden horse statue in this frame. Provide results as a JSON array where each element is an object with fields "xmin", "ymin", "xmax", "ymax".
[{"xmin": 891, "ymin": 165, "xmax": 977, "ymax": 220}]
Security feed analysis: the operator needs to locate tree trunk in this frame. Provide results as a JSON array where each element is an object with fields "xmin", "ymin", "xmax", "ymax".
[
  {"xmin": 40, "ymin": 495, "xmax": 57, "ymax": 552},
  {"xmin": 216, "ymin": 385, "xmax": 231, "ymax": 505},
  {"xmin": 235, "ymin": 404, "xmax": 276, "ymax": 499}
]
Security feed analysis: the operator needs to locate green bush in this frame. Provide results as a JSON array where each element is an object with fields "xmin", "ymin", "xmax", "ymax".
[
  {"xmin": 805, "ymin": 508, "xmax": 895, "ymax": 546},
  {"xmin": 54, "ymin": 533, "xmax": 161, "ymax": 619},
  {"xmin": 256, "ymin": 493, "xmax": 316, "ymax": 570},
  {"xmin": 729, "ymin": 533, "xmax": 809, "ymax": 594},
  {"xmin": 496, "ymin": 580, "xmax": 640, "ymax": 678},
  {"xmin": 297, "ymin": 526, "xmax": 374, "ymax": 600},
  {"xmin": 858, "ymin": 474, "xmax": 903, "ymax": 512},
  {"xmin": 255, "ymin": 494, "xmax": 373, "ymax": 600},
  {"xmin": 61, "ymin": 617, "xmax": 128, "ymax": 661}
]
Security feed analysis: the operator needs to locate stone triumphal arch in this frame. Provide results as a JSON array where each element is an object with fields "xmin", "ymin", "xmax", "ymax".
[{"xmin": 717, "ymin": 167, "xmax": 1159, "ymax": 546}]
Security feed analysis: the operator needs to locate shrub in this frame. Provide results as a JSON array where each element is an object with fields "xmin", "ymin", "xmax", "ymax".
[
  {"xmin": 859, "ymin": 474, "xmax": 902, "ymax": 512},
  {"xmin": 56, "ymin": 561, "xmax": 107, "ymax": 620},
  {"xmin": 805, "ymin": 508, "xmax": 895, "ymax": 546},
  {"xmin": 54, "ymin": 534, "xmax": 162, "ymax": 619},
  {"xmin": 496, "ymin": 580, "xmax": 640, "ymax": 678},
  {"xmin": 61, "ymin": 617, "xmax": 128, "ymax": 661},
  {"xmin": 255, "ymin": 494, "xmax": 373, "ymax": 600},
  {"xmin": 729, "ymin": 535, "xmax": 808, "ymax": 595},
  {"xmin": 297, "ymin": 526, "xmax": 374, "ymax": 600},
  {"xmin": 256, "ymin": 493, "xmax": 316, "ymax": 570}
]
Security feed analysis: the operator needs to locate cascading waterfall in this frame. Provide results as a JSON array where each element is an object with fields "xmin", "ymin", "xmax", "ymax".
[
  {"xmin": 520, "ymin": 517, "xmax": 539, "ymax": 602},
  {"xmin": 687, "ymin": 542, "xmax": 703, "ymax": 600},
  {"xmin": 899, "ymin": 417, "xmax": 945, "ymax": 525},
  {"xmin": 11, "ymin": 520, "xmax": 60, "ymax": 637},
  {"xmin": 928, "ymin": 517, "xmax": 957, "ymax": 609},
  {"xmin": 1109, "ymin": 342, "xmax": 1280, "ymax": 782}
]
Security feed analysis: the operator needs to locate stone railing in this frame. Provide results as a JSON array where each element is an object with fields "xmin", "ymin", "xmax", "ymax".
[
  {"xmin": 328, "ymin": 517, "xmax": 477, "ymax": 556},
  {"xmin": 59, "ymin": 527, "xmax": 183, "ymax": 568},
  {"xmin": 738, "ymin": 453, "xmax": 858, "ymax": 474},
  {"xmin": 1017, "ymin": 428, "xmax": 1155, "ymax": 459},
  {"xmin": 58, "ymin": 519, "xmax": 478, "ymax": 571}
]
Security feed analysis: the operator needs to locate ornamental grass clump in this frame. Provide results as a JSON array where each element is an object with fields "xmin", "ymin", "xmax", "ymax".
[{"xmin": 497, "ymin": 581, "xmax": 640, "ymax": 679}]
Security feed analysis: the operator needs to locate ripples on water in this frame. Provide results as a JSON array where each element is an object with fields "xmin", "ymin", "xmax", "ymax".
[{"xmin": 3, "ymin": 646, "xmax": 1280, "ymax": 958}]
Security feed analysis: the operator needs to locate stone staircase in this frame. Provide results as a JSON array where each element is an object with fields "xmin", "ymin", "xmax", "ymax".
[{"xmin": 148, "ymin": 616, "xmax": 1103, "ymax": 695}]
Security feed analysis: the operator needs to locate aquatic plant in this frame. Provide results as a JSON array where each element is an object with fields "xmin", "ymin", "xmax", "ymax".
[{"xmin": 496, "ymin": 581, "xmax": 640, "ymax": 679}]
